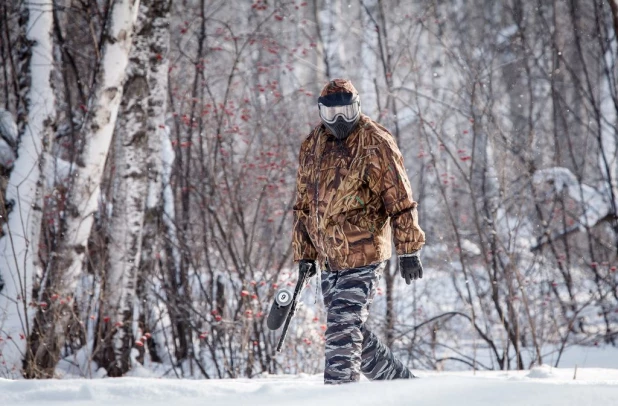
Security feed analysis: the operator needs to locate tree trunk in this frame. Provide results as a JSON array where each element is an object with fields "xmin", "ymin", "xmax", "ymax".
[
  {"xmin": 95, "ymin": 0, "xmax": 170, "ymax": 376},
  {"xmin": 0, "ymin": 0, "xmax": 55, "ymax": 378},
  {"xmin": 317, "ymin": 0, "xmax": 346, "ymax": 78},
  {"xmin": 138, "ymin": 0, "xmax": 172, "ymax": 368},
  {"xmin": 360, "ymin": 0, "xmax": 379, "ymax": 117},
  {"xmin": 600, "ymin": 0, "xmax": 618, "ymax": 255},
  {"xmin": 608, "ymin": 0, "xmax": 618, "ymax": 53},
  {"xmin": 24, "ymin": 0, "xmax": 139, "ymax": 378}
]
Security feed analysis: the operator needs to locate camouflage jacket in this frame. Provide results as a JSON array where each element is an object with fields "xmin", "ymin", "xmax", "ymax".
[{"xmin": 292, "ymin": 115, "xmax": 425, "ymax": 271}]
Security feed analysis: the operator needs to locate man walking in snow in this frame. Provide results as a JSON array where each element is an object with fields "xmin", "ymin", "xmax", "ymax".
[{"xmin": 292, "ymin": 79, "xmax": 425, "ymax": 384}]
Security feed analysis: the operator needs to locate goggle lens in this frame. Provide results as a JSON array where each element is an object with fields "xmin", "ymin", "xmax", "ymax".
[{"xmin": 319, "ymin": 102, "xmax": 360, "ymax": 123}]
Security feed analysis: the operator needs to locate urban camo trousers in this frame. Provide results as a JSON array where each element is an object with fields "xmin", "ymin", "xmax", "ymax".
[{"xmin": 321, "ymin": 261, "xmax": 414, "ymax": 384}]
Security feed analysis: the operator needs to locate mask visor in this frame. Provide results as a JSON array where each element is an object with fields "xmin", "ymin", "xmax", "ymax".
[{"xmin": 319, "ymin": 102, "xmax": 360, "ymax": 124}]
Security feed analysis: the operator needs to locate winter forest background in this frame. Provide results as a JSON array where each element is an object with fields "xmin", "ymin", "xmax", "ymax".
[{"xmin": 0, "ymin": 0, "xmax": 617, "ymax": 380}]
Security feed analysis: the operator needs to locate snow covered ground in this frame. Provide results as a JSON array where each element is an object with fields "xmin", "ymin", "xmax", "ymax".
[{"xmin": 2, "ymin": 366, "xmax": 618, "ymax": 406}]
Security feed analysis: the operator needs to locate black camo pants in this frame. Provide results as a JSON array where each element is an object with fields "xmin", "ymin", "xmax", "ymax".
[{"xmin": 321, "ymin": 261, "xmax": 414, "ymax": 384}]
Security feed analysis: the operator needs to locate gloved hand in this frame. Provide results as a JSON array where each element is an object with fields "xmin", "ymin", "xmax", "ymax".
[
  {"xmin": 298, "ymin": 259, "xmax": 317, "ymax": 278},
  {"xmin": 399, "ymin": 250, "xmax": 423, "ymax": 284}
]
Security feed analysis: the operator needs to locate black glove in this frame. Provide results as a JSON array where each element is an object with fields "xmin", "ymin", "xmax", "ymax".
[
  {"xmin": 298, "ymin": 259, "xmax": 317, "ymax": 278},
  {"xmin": 399, "ymin": 251, "xmax": 423, "ymax": 284}
]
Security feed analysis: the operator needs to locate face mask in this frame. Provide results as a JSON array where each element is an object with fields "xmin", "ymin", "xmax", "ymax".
[
  {"xmin": 322, "ymin": 115, "xmax": 360, "ymax": 140},
  {"xmin": 317, "ymin": 92, "xmax": 361, "ymax": 140}
]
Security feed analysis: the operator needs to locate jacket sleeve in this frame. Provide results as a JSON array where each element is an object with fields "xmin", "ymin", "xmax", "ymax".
[
  {"xmin": 369, "ymin": 136, "xmax": 425, "ymax": 255},
  {"xmin": 292, "ymin": 139, "xmax": 318, "ymax": 262}
]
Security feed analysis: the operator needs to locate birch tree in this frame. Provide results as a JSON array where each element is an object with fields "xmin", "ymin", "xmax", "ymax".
[
  {"xmin": 359, "ymin": 0, "xmax": 379, "ymax": 118},
  {"xmin": 95, "ymin": 0, "xmax": 172, "ymax": 377},
  {"xmin": 317, "ymin": 0, "xmax": 346, "ymax": 78},
  {"xmin": 0, "ymin": 0, "xmax": 55, "ymax": 377},
  {"xmin": 24, "ymin": 0, "xmax": 140, "ymax": 378},
  {"xmin": 137, "ymin": 0, "xmax": 172, "ymax": 368},
  {"xmin": 599, "ymin": 0, "xmax": 618, "ymax": 254}
]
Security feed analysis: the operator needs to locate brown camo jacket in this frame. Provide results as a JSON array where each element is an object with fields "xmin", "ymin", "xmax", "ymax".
[{"xmin": 292, "ymin": 114, "xmax": 425, "ymax": 271}]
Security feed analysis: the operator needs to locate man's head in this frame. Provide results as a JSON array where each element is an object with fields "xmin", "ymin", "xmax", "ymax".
[{"xmin": 318, "ymin": 79, "xmax": 361, "ymax": 140}]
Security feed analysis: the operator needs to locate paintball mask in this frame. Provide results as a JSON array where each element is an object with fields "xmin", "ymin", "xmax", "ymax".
[{"xmin": 318, "ymin": 79, "xmax": 361, "ymax": 140}]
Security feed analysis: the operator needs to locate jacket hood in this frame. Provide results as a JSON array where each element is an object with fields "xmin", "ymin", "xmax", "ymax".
[{"xmin": 319, "ymin": 79, "xmax": 359, "ymax": 97}]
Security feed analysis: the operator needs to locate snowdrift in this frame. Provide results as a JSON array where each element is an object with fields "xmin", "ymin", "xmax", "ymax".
[{"xmin": 2, "ymin": 366, "xmax": 618, "ymax": 406}]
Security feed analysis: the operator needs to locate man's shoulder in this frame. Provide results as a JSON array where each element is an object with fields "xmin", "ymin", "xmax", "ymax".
[
  {"xmin": 298, "ymin": 124, "xmax": 324, "ymax": 156},
  {"xmin": 358, "ymin": 116, "xmax": 398, "ymax": 151},
  {"xmin": 302, "ymin": 124, "xmax": 324, "ymax": 144}
]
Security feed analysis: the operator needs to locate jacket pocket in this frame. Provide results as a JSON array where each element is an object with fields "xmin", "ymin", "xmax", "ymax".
[{"xmin": 324, "ymin": 218, "xmax": 376, "ymax": 269}]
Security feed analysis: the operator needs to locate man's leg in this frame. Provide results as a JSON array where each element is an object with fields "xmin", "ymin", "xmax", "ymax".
[
  {"xmin": 321, "ymin": 262, "xmax": 383, "ymax": 384},
  {"xmin": 360, "ymin": 327, "xmax": 415, "ymax": 380}
]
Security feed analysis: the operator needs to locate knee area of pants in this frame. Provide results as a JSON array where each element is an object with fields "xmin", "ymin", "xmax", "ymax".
[
  {"xmin": 324, "ymin": 325, "xmax": 364, "ymax": 341},
  {"xmin": 328, "ymin": 299, "xmax": 363, "ymax": 313},
  {"xmin": 326, "ymin": 313, "xmax": 363, "ymax": 327}
]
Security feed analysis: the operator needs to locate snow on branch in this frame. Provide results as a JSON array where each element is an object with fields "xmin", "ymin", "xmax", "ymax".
[
  {"xmin": 0, "ymin": 109, "xmax": 17, "ymax": 168},
  {"xmin": 533, "ymin": 167, "xmax": 611, "ymax": 227},
  {"xmin": 0, "ymin": 108, "xmax": 17, "ymax": 146},
  {"xmin": 532, "ymin": 167, "xmax": 612, "ymax": 250}
]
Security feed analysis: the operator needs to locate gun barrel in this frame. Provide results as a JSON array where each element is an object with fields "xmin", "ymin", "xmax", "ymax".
[{"xmin": 273, "ymin": 267, "xmax": 311, "ymax": 354}]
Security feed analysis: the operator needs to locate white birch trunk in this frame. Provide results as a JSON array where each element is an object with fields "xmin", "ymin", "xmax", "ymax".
[
  {"xmin": 360, "ymin": 0, "xmax": 379, "ymax": 117},
  {"xmin": 599, "ymin": 17, "xmax": 618, "ymax": 255},
  {"xmin": 60, "ymin": 0, "xmax": 140, "ymax": 292},
  {"xmin": 0, "ymin": 0, "xmax": 55, "ymax": 376},
  {"xmin": 100, "ymin": 0, "xmax": 171, "ymax": 375},
  {"xmin": 140, "ymin": 0, "xmax": 172, "ymax": 367},
  {"xmin": 599, "ymin": 27, "xmax": 618, "ymax": 223},
  {"xmin": 101, "ymin": 11, "xmax": 150, "ymax": 378},
  {"xmin": 23, "ymin": 0, "xmax": 140, "ymax": 378},
  {"xmin": 319, "ymin": 0, "xmax": 345, "ymax": 78}
]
